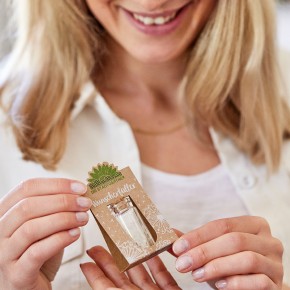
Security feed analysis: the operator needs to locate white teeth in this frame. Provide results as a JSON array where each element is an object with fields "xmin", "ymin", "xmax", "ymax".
[
  {"xmin": 144, "ymin": 17, "xmax": 154, "ymax": 25},
  {"xmin": 133, "ymin": 12, "xmax": 177, "ymax": 26},
  {"xmin": 154, "ymin": 17, "xmax": 166, "ymax": 25}
]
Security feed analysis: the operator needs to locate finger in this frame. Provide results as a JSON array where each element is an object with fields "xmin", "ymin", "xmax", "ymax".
[
  {"xmin": 173, "ymin": 228, "xmax": 184, "ymax": 238},
  {"xmin": 0, "ymin": 194, "xmax": 92, "ymax": 237},
  {"xmin": 167, "ymin": 229, "xmax": 184, "ymax": 258},
  {"xmin": 191, "ymin": 251, "xmax": 283, "ymax": 286},
  {"xmin": 16, "ymin": 227, "xmax": 81, "ymax": 280},
  {"xmin": 80, "ymin": 262, "xmax": 117, "ymax": 290},
  {"xmin": 146, "ymin": 256, "xmax": 181, "ymax": 290},
  {"xmin": 0, "ymin": 178, "xmax": 87, "ymax": 216},
  {"xmin": 175, "ymin": 232, "xmax": 283, "ymax": 273},
  {"xmin": 215, "ymin": 274, "xmax": 279, "ymax": 290},
  {"xmin": 173, "ymin": 216, "xmax": 272, "ymax": 256},
  {"xmin": 126, "ymin": 264, "xmax": 158, "ymax": 290},
  {"xmin": 87, "ymin": 246, "xmax": 138, "ymax": 289},
  {"xmin": 8, "ymin": 212, "xmax": 89, "ymax": 260}
]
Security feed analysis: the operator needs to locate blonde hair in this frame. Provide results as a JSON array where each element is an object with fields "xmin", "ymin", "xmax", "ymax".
[{"xmin": 0, "ymin": 0, "xmax": 289, "ymax": 170}]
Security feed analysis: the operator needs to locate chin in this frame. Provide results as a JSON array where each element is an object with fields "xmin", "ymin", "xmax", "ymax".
[{"xmin": 128, "ymin": 47, "xmax": 183, "ymax": 64}]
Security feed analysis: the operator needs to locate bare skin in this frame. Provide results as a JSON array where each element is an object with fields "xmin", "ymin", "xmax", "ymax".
[
  {"xmin": 81, "ymin": 246, "xmax": 182, "ymax": 290},
  {"xmin": 0, "ymin": 178, "xmax": 91, "ymax": 290},
  {"xmin": 96, "ymin": 37, "xmax": 220, "ymax": 175}
]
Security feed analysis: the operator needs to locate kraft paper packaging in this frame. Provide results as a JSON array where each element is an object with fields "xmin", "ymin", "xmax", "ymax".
[{"xmin": 85, "ymin": 162, "xmax": 178, "ymax": 272}]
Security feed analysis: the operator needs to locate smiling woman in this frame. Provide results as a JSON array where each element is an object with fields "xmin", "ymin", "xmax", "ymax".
[{"xmin": 0, "ymin": 1, "xmax": 290, "ymax": 290}]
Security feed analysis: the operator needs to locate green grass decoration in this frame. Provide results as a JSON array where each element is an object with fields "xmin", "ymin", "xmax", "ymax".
[{"xmin": 88, "ymin": 162, "xmax": 124, "ymax": 193}]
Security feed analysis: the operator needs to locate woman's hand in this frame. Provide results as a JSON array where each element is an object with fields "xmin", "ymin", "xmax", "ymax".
[
  {"xmin": 172, "ymin": 216, "xmax": 284, "ymax": 289},
  {"xmin": 0, "ymin": 178, "xmax": 91, "ymax": 290},
  {"xmin": 81, "ymin": 246, "xmax": 181, "ymax": 290}
]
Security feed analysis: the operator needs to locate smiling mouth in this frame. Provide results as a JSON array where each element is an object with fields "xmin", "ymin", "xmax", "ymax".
[
  {"xmin": 126, "ymin": 2, "xmax": 192, "ymax": 26},
  {"xmin": 132, "ymin": 11, "xmax": 178, "ymax": 26}
]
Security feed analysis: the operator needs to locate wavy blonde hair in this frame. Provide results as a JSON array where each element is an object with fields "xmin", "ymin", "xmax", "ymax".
[{"xmin": 1, "ymin": 0, "xmax": 290, "ymax": 170}]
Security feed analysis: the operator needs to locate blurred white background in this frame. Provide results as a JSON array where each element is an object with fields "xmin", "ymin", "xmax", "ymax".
[{"xmin": 277, "ymin": 2, "xmax": 290, "ymax": 51}]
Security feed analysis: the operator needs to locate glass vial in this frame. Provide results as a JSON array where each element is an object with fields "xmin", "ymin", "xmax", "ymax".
[{"xmin": 108, "ymin": 196, "xmax": 155, "ymax": 248}]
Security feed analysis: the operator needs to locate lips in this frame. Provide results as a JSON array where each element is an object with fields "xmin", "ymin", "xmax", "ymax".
[{"xmin": 121, "ymin": 1, "xmax": 193, "ymax": 35}]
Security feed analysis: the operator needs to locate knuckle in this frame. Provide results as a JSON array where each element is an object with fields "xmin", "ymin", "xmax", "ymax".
[
  {"xmin": 194, "ymin": 245, "xmax": 208, "ymax": 264},
  {"xmin": 215, "ymin": 218, "xmax": 233, "ymax": 235},
  {"xmin": 230, "ymin": 276, "xmax": 240, "ymax": 288},
  {"xmin": 63, "ymin": 213, "xmax": 74, "ymax": 226},
  {"xmin": 60, "ymin": 194, "xmax": 71, "ymax": 210},
  {"xmin": 18, "ymin": 179, "xmax": 38, "ymax": 194},
  {"xmin": 139, "ymin": 276, "xmax": 155, "ymax": 288},
  {"xmin": 228, "ymin": 232, "xmax": 247, "ymax": 251},
  {"xmin": 158, "ymin": 269, "xmax": 178, "ymax": 287},
  {"xmin": 192, "ymin": 230, "xmax": 203, "ymax": 246},
  {"xmin": 255, "ymin": 216, "xmax": 270, "ymax": 232},
  {"xmin": 21, "ymin": 223, "xmax": 35, "ymax": 241},
  {"xmin": 272, "ymin": 238, "xmax": 284, "ymax": 257},
  {"xmin": 118, "ymin": 277, "xmax": 132, "ymax": 288},
  {"xmin": 209, "ymin": 260, "xmax": 221, "ymax": 278},
  {"xmin": 27, "ymin": 245, "xmax": 42, "ymax": 264},
  {"xmin": 277, "ymin": 263, "xmax": 284, "ymax": 284},
  {"xmin": 17, "ymin": 198, "xmax": 32, "ymax": 218},
  {"xmin": 257, "ymin": 274, "xmax": 272, "ymax": 290},
  {"xmin": 54, "ymin": 178, "xmax": 70, "ymax": 191},
  {"xmin": 245, "ymin": 251, "xmax": 260, "ymax": 270}
]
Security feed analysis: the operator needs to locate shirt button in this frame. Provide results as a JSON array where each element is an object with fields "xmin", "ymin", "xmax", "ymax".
[{"xmin": 240, "ymin": 175, "xmax": 257, "ymax": 189}]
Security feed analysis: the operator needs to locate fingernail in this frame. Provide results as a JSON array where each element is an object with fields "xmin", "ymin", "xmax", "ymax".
[
  {"xmin": 173, "ymin": 239, "xmax": 189, "ymax": 255},
  {"xmin": 192, "ymin": 267, "xmax": 205, "ymax": 280},
  {"xmin": 76, "ymin": 212, "xmax": 89, "ymax": 222},
  {"xmin": 215, "ymin": 280, "xmax": 227, "ymax": 289},
  {"xmin": 176, "ymin": 256, "xmax": 192, "ymax": 271},
  {"xmin": 77, "ymin": 197, "xmax": 92, "ymax": 208},
  {"xmin": 86, "ymin": 249, "xmax": 93, "ymax": 257},
  {"xmin": 71, "ymin": 182, "xmax": 87, "ymax": 194},
  {"xmin": 69, "ymin": 228, "xmax": 80, "ymax": 237}
]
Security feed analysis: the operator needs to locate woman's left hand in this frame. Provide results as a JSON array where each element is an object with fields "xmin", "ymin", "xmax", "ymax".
[
  {"xmin": 81, "ymin": 246, "xmax": 181, "ymax": 290},
  {"xmin": 172, "ymin": 216, "xmax": 284, "ymax": 289}
]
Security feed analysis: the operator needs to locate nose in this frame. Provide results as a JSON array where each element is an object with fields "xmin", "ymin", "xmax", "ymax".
[{"xmin": 134, "ymin": 0, "xmax": 170, "ymax": 12}]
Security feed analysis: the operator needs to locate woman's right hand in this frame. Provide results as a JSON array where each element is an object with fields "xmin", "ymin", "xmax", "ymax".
[
  {"xmin": 81, "ymin": 246, "xmax": 181, "ymax": 290},
  {"xmin": 0, "ymin": 178, "xmax": 92, "ymax": 290}
]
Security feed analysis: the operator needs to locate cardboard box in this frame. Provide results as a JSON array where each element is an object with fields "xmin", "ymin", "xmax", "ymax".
[{"xmin": 85, "ymin": 162, "xmax": 178, "ymax": 272}]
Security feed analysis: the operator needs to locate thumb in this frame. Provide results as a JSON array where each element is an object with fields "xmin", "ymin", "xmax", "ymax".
[
  {"xmin": 167, "ymin": 228, "xmax": 184, "ymax": 257},
  {"xmin": 173, "ymin": 228, "xmax": 184, "ymax": 238}
]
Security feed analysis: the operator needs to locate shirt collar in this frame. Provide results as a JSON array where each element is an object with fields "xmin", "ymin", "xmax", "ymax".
[{"xmin": 70, "ymin": 81, "xmax": 98, "ymax": 121}]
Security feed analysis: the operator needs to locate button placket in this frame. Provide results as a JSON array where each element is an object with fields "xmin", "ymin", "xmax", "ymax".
[{"xmin": 239, "ymin": 174, "xmax": 257, "ymax": 189}]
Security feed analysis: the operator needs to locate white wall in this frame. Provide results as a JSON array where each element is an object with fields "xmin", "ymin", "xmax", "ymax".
[{"xmin": 277, "ymin": 3, "xmax": 290, "ymax": 51}]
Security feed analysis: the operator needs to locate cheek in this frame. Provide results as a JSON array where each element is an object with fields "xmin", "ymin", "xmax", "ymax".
[{"xmin": 85, "ymin": 0, "xmax": 113, "ymax": 24}]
